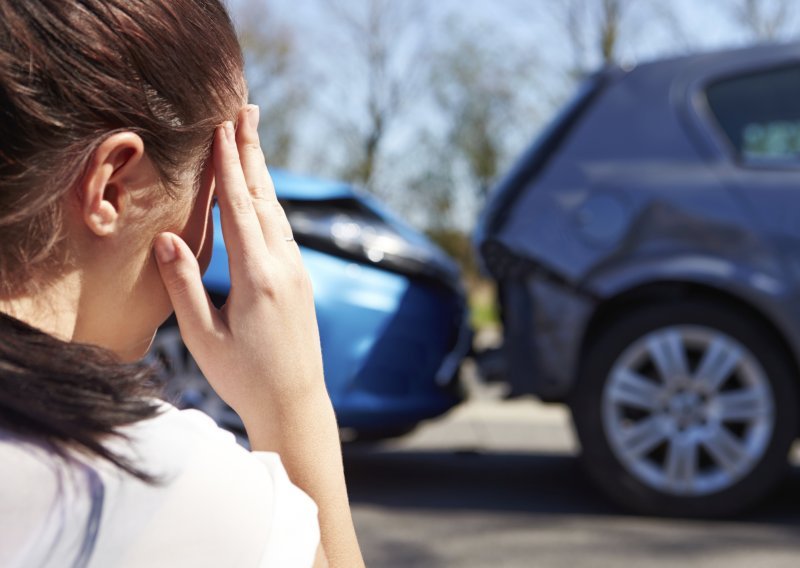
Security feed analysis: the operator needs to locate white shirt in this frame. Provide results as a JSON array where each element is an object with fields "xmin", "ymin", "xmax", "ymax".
[{"xmin": 0, "ymin": 402, "xmax": 320, "ymax": 568}]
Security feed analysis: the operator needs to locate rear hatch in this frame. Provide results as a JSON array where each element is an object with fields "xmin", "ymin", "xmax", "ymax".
[{"xmin": 474, "ymin": 71, "xmax": 612, "ymax": 284}]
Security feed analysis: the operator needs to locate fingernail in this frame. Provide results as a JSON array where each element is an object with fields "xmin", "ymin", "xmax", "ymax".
[
  {"xmin": 155, "ymin": 234, "xmax": 176, "ymax": 263},
  {"xmin": 224, "ymin": 121, "xmax": 235, "ymax": 143},
  {"xmin": 246, "ymin": 104, "xmax": 260, "ymax": 131}
]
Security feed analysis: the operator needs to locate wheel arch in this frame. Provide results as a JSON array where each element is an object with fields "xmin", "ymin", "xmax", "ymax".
[
  {"xmin": 578, "ymin": 280, "xmax": 800, "ymax": 417},
  {"xmin": 570, "ymin": 279, "xmax": 800, "ymax": 515}
]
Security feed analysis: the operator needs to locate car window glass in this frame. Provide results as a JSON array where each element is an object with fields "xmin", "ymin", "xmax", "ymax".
[{"xmin": 706, "ymin": 65, "xmax": 800, "ymax": 164}]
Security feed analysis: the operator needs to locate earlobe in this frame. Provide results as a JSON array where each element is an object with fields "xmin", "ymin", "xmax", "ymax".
[
  {"xmin": 79, "ymin": 132, "xmax": 145, "ymax": 237},
  {"xmin": 88, "ymin": 200, "xmax": 119, "ymax": 237}
]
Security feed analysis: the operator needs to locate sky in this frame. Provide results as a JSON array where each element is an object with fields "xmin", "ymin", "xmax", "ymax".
[{"xmin": 226, "ymin": 0, "xmax": 799, "ymax": 229}]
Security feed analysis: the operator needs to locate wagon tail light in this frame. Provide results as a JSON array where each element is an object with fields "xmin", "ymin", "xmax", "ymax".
[{"xmin": 281, "ymin": 198, "xmax": 461, "ymax": 290}]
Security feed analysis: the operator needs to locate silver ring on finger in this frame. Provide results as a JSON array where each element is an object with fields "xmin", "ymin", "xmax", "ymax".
[{"xmin": 284, "ymin": 236, "xmax": 295, "ymax": 242}]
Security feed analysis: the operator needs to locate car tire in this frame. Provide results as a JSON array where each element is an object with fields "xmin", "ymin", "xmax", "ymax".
[{"xmin": 570, "ymin": 300, "xmax": 797, "ymax": 517}]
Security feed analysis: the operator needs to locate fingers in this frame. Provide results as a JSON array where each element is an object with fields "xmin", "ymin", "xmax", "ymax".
[
  {"xmin": 154, "ymin": 232, "xmax": 220, "ymax": 346},
  {"xmin": 213, "ymin": 122, "xmax": 271, "ymax": 283},
  {"xmin": 236, "ymin": 105, "xmax": 277, "ymax": 204},
  {"xmin": 235, "ymin": 105, "xmax": 296, "ymax": 249}
]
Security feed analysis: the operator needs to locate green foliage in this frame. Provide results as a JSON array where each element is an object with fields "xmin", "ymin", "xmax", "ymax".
[{"xmin": 468, "ymin": 287, "xmax": 501, "ymax": 329}]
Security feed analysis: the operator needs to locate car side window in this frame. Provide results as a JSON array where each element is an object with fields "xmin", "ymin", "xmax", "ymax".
[{"xmin": 706, "ymin": 64, "xmax": 800, "ymax": 164}]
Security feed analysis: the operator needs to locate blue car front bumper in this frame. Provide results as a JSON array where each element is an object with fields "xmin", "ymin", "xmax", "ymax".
[{"xmin": 204, "ymin": 240, "xmax": 469, "ymax": 432}]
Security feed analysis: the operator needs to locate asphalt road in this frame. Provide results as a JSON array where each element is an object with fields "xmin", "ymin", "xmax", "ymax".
[{"xmin": 344, "ymin": 392, "xmax": 800, "ymax": 568}]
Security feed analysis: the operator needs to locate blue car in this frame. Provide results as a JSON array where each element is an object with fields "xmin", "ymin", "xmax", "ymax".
[{"xmin": 150, "ymin": 170, "xmax": 471, "ymax": 439}]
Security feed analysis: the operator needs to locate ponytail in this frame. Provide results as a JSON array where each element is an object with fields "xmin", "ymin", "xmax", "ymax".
[{"xmin": 0, "ymin": 312, "xmax": 163, "ymax": 480}]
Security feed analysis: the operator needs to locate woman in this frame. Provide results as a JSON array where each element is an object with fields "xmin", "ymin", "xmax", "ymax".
[{"xmin": 0, "ymin": 1, "xmax": 363, "ymax": 567}]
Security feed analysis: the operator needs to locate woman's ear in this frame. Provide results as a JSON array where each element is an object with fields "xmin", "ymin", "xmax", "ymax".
[{"xmin": 78, "ymin": 132, "xmax": 145, "ymax": 237}]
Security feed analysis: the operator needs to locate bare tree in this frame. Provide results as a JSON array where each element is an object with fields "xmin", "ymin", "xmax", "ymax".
[
  {"xmin": 389, "ymin": 14, "xmax": 544, "ymax": 240},
  {"xmin": 235, "ymin": 1, "xmax": 308, "ymax": 168},
  {"xmin": 430, "ymin": 23, "xmax": 536, "ymax": 202},
  {"xmin": 726, "ymin": 0, "xmax": 798, "ymax": 41},
  {"xmin": 553, "ymin": 0, "xmax": 684, "ymax": 78},
  {"xmin": 558, "ymin": 0, "xmax": 628, "ymax": 75},
  {"xmin": 404, "ymin": 134, "xmax": 458, "ymax": 230},
  {"xmin": 319, "ymin": 0, "xmax": 430, "ymax": 192}
]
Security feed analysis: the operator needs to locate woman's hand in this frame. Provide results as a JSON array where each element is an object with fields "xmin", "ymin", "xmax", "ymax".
[
  {"xmin": 153, "ymin": 105, "xmax": 365, "ymax": 568},
  {"xmin": 153, "ymin": 105, "xmax": 325, "ymax": 430}
]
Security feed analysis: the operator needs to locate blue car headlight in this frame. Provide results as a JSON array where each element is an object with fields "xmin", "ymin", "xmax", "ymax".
[{"xmin": 282, "ymin": 198, "xmax": 461, "ymax": 290}]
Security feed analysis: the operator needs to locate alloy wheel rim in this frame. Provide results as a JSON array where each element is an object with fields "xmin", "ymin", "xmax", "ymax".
[{"xmin": 601, "ymin": 325, "xmax": 774, "ymax": 497}]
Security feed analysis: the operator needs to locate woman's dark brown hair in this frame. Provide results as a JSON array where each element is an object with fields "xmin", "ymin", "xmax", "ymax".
[{"xmin": 0, "ymin": 0, "xmax": 244, "ymax": 478}]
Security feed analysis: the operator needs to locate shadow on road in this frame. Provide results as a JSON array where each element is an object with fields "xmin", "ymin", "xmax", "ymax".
[{"xmin": 344, "ymin": 445, "xmax": 800, "ymax": 525}]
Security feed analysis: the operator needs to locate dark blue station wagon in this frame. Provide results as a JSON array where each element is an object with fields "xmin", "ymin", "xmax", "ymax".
[{"xmin": 477, "ymin": 42, "xmax": 800, "ymax": 516}]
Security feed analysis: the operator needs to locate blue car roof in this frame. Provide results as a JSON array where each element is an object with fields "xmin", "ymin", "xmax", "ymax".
[{"xmin": 271, "ymin": 169, "xmax": 354, "ymax": 200}]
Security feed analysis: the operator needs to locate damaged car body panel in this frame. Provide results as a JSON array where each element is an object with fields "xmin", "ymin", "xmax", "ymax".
[{"xmin": 477, "ymin": 42, "xmax": 800, "ymax": 401}]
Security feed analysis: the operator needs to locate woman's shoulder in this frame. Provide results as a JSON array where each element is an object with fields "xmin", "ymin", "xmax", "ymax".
[
  {"xmin": 105, "ymin": 400, "xmax": 321, "ymax": 567},
  {"xmin": 0, "ymin": 401, "xmax": 320, "ymax": 568},
  {"xmin": 0, "ymin": 432, "xmax": 70, "ymax": 567}
]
